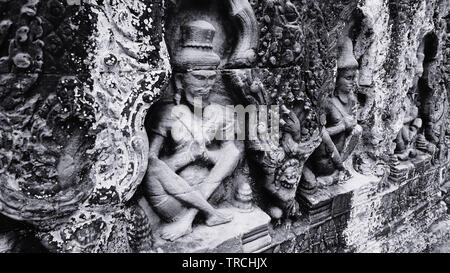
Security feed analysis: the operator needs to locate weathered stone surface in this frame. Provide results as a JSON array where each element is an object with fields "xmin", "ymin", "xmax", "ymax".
[
  {"xmin": 269, "ymin": 155, "xmax": 448, "ymax": 253},
  {"xmin": 0, "ymin": 0, "xmax": 450, "ymax": 253},
  {"xmin": 0, "ymin": 0, "xmax": 170, "ymax": 252},
  {"xmin": 353, "ymin": 0, "xmax": 450, "ymax": 173},
  {"xmin": 153, "ymin": 206, "xmax": 271, "ymax": 253},
  {"xmin": 0, "ymin": 1, "xmax": 97, "ymax": 224}
]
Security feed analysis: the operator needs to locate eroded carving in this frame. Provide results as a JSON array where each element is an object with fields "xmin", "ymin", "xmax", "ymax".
[
  {"xmin": 226, "ymin": 67, "xmax": 321, "ymax": 225},
  {"xmin": 0, "ymin": 0, "xmax": 96, "ymax": 223},
  {"xmin": 143, "ymin": 20, "xmax": 243, "ymax": 241},
  {"xmin": 418, "ymin": 33, "xmax": 448, "ymax": 150},
  {"xmin": 166, "ymin": 0, "xmax": 259, "ymax": 69},
  {"xmin": 392, "ymin": 95, "xmax": 425, "ymax": 161},
  {"xmin": 300, "ymin": 35, "xmax": 362, "ymax": 193},
  {"xmin": 226, "ymin": 0, "xmax": 260, "ymax": 67}
]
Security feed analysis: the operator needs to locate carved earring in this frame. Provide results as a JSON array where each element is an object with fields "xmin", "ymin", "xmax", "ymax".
[
  {"xmin": 174, "ymin": 91, "xmax": 181, "ymax": 105},
  {"xmin": 174, "ymin": 75, "xmax": 183, "ymax": 105}
]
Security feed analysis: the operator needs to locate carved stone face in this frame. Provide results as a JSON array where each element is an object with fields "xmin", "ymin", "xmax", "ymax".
[
  {"xmin": 409, "ymin": 124, "xmax": 419, "ymax": 137},
  {"xmin": 336, "ymin": 68, "xmax": 357, "ymax": 95},
  {"xmin": 416, "ymin": 52, "xmax": 425, "ymax": 78},
  {"xmin": 15, "ymin": 26, "xmax": 29, "ymax": 43},
  {"xmin": 273, "ymin": 26, "xmax": 283, "ymax": 40},
  {"xmin": 278, "ymin": 165, "xmax": 301, "ymax": 190},
  {"xmin": 176, "ymin": 70, "xmax": 217, "ymax": 106}
]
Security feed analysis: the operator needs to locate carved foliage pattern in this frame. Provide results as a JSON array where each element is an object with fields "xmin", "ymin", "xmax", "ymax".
[
  {"xmin": 85, "ymin": 0, "xmax": 170, "ymax": 207},
  {"xmin": 0, "ymin": 0, "xmax": 96, "ymax": 222}
]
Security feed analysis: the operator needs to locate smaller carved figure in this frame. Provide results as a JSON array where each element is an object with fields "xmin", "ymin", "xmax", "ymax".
[
  {"xmin": 393, "ymin": 96, "xmax": 424, "ymax": 161},
  {"xmin": 300, "ymin": 36, "xmax": 362, "ymax": 193},
  {"xmin": 397, "ymin": 35, "xmax": 441, "ymax": 160},
  {"xmin": 419, "ymin": 46, "xmax": 448, "ymax": 146},
  {"xmin": 230, "ymin": 68, "xmax": 321, "ymax": 226},
  {"xmin": 266, "ymin": 158, "xmax": 302, "ymax": 227},
  {"xmin": 232, "ymin": 181, "xmax": 254, "ymax": 212}
]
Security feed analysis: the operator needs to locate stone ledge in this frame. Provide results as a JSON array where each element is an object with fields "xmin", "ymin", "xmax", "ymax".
[
  {"xmin": 298, "ymin": 171, "xmax": 379, "ymax": 225},
  {"xmin": 389, "ymin": 152, "xmax": 433, "ymax": 183},
  {"xmin": 153, "ymin": 205, "xmax": 272, "ymax": 253},
  {"xmin": 267, "ymin": 156, "xmax": 447, "ymax": 253}
]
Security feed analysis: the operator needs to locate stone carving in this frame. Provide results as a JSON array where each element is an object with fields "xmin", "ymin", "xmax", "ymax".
[
  {"xmin": 301, "ymin": 35, "xmax": 362, "ymax": 193},
  {"xmin": 0, "ymin": 0, "xmax": 96, "ymax": 224},
  {"xmin": 254, "ymin": 0, "xmax": 303, "ymax": 67},
  {"xmin": 418, "ymin": 33, "xmax": 448, "ymax": 149},
  {"xmin": 392, "ymin": 95, "xmax": 424, "ymax": 161},
  {"xmin": 166, "ymin": 0, "xmax": 259, "ymax": 69},
  {"xmin": 0, "ymin": 0, "xmax": 449, "ymax": 255},
  {"xmin": 232, "ymin": 180, "xmax": 254, "ymax": 212},
  {"xmin": 264, "ymin": 103, "xmax": 321, "ymax": 226},
  {"xmin": 0, "ymin": 0, "xmax": 170, "ymax": 253},
  {"xmin": 225, "ymin": 68, "xmax": 321, "ymax": 226},
  {"xmin": 126, "ymin": 204, "xmax": 153, "ymax": 253},
  {"xmin": 391, "ymin": 32, "xmax": 447, "ymax": 163},
  {"xmin": 226, "ymin": 0, "xmax": 260, "ymax": 67},
  {"xmin": 143, "ymin": 20, "xmax": 243, "ymax": 241}
]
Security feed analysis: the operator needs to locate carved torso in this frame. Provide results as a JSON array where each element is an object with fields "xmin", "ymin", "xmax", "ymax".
[
  {"xmin": 327, "ymin": 96, "xmax": 354, "ymax": 152},
  {"xmin": 150, "ymin": 102, "xmax": 234, "ymax": 153},
  {"xmin": 309, "ymin": 96, "xmax": 354, "ymax": 175}
]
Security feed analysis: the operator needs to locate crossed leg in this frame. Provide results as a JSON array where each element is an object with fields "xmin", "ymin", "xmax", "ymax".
[
  {"xmin": 160, "ymin": 176, "xmax": 233, "ymax": 241},
  {"xmin": 158, "ymin": 145, "xmax": 241, "ymax": 241},
  {"xmin": 145, "ymin": 158, "xmax": 231, "ymax": 241}
]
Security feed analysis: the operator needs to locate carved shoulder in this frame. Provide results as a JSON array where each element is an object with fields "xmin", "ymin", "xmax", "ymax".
[
  {"xmin": 324, "ymin": 98, "xmax": 342, "ymax": 122},
  {"xmin": 146, "ymin": 102, "xmax": 178, "ymax": 137}
]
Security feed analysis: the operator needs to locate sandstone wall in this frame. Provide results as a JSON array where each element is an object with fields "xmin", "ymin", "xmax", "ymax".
[{"xmin": 0, "ymin": 0, "xmax": 449, "ymax": 253}]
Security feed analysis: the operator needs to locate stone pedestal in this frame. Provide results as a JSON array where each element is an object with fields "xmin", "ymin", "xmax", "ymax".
[
  {"xmin": 298, "ymin": 171, "xmax": 379, "ymax": 225},
  {"xmin": 389, "ymin": 152, "xmax": 433, "ymax": 183},
  {"xmin": 153, "ymin": 205, "xmax": 272, "ymax": 253},
  {"xmin": 271, "ymin": 156, "xmax": 448, "ymax": 253}
]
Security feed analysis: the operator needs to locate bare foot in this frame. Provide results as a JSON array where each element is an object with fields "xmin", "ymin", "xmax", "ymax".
[
  {"xmin": 205, "ymin": 211, "xmax": 233, "ymax": 227},
  {"xmin": 338, "ymin": 169, "xmax": 352, "ymax": 182},
  {"xmin": 160, "ymin": 220, "xmax": 193, "ymax": 242},
  {"xmin": 317, "ymin": 176, "xmax": 334, "ymax": 187}
]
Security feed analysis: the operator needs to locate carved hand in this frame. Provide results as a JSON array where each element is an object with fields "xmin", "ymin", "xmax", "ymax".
[
  {"xmin": 416, "ymin": 135, "xmax": 435, "ymax": 153},
  {"xmin": 189, "ymin": 142, "xmax": 209, "ymax": 161},
  {"xmin": 282, "ymin": 111, "xmax": 301, "ymax": 141},
  {"xmin": 282, "ymin": 133, "xmax": 299, "ymax": 155},
  {"xmin": 344, "ymin": 116, "xmax": 357, "ymax": 131}
]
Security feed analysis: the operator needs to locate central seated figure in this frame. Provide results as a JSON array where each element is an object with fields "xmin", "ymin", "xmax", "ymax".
[{"xmin": 143, "ymin": 20, "xmax": 242, "ymax": 242}]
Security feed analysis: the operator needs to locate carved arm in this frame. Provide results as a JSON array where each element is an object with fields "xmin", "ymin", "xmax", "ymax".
[
  {"xmin": 148, "ymin": 134, "xmax": 196, "ymax": 172},
  {"xmin": 326, "ymin": 121, "xmax": 347, "ymax": 136},
  {"xmin": 203, "ymin": 141, "xmax": 243, "ymax": 185}
]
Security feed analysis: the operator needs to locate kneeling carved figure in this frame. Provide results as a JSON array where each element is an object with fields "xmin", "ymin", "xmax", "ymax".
[{"xmin": 301, "ymin": 37, "xmax": 362, "ymax": 193}]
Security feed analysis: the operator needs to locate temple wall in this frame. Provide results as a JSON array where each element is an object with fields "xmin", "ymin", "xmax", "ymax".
[{"xmin": 0, "ymin": 0, "xmax": 449, "ymax": 253}]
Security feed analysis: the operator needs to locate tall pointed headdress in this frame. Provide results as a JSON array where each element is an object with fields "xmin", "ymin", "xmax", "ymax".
[{"xmin": 337, "ymin": 36, "xmax": 358, "ymax": 69}]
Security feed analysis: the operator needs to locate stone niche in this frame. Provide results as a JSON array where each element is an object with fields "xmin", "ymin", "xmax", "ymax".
[{"xmin": 0, "ymin": 0, "xmax": 450, "ymax": 253}]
